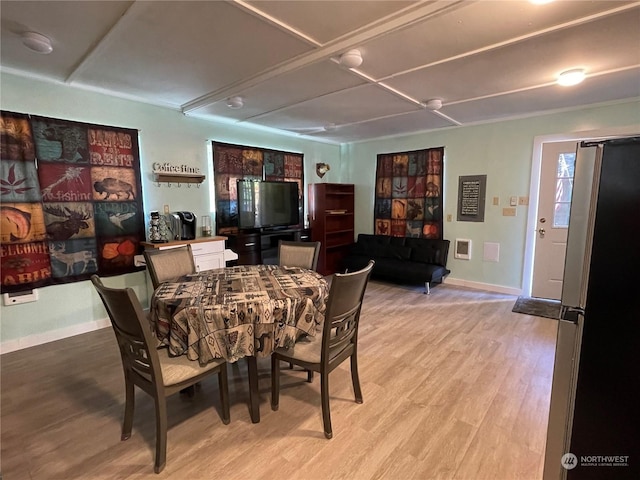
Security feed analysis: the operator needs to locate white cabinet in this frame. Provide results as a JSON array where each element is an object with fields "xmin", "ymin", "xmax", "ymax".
[
  {"xmin": 190, "ymin": 240, "xmax": 225, "ymax": 272},
  {"xmin": 141, "ymin": 237, "xmax": 228, "ymax": 273}
]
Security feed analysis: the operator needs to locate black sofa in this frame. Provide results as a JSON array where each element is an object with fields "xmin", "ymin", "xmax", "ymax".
[{"xmin": 342, "ymin": 234, "xmax": 451, "ymax": 293}]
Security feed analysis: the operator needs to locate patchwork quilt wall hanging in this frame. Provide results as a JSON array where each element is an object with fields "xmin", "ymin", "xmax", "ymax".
[
  {"xmin": 0, "ymin": 111, "xmax": 145, "ymax": 293},
  {"xmin": 212, "ymin": 141, "xmax": 303, "ymax": 235},
  {"xmin": 374, "ymin": 147, "xmax": 444, "ymax": 239}
]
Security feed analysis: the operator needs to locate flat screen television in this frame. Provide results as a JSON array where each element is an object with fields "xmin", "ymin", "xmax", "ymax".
[{"xmin": 237, "ymin": 180, "xmax": 300, "ymax": 230}]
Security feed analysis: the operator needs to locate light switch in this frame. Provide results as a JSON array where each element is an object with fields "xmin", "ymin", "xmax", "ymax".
[
  {"xmin": 492, "ymin": 196, "xmax": 499, "ymax": 206},
  {"xmin": 163, "ymin": 204, "xmax": 170, "ymax": 214},
  {"xmin": 509, "ymin": 196, "xmax": 517, "ymax": 207},
  {"xmin": 446, "ymin": 214, "xmax": 452, "ymax": 222}
]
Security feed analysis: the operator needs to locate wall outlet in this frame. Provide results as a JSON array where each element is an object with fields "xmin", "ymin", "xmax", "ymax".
[
  {"xmin": 503, "ymin": 207, "xmax": 517, "ymax": 216},
  {"xmin": 163, "ymin": 204, "xmax": 170, "ymax": 214},
  {"xmin": 518, "ymin": 196, "xmax": 529, "ymax": 206},
  {"xmin": 3, "ymin": 289, "xmax": 38, "ymax": 306}
]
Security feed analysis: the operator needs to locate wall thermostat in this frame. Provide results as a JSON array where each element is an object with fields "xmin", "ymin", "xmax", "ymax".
[{"xmin": 454, "ymin": 239, "xmax": 472, "ymax": 260}]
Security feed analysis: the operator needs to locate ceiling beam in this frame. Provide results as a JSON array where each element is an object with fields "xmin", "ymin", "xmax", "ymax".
[{"xmin": 181, "ymin": 0, "xmax": 468, "ymax": 114}]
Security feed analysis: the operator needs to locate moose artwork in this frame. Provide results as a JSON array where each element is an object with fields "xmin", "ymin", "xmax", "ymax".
[{"xmin": 0, "ymin": 111, "xmax": 144, "ymax": 293}]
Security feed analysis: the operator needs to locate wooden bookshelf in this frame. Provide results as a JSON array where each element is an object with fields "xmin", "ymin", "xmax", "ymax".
[{"xmin": 308, "ymin": 183, "xmax": 355, "ymax": 275}]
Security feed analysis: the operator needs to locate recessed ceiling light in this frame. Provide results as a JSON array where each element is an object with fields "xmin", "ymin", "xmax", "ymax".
[
  {"xmin": 22, "ymin": 32, "xmax": 53, "ymax": 54},
  {"xmin": 226, "ymin": 96, "xmax": 244, "ymax": 109},
  {"xmin": 557, "ymin": 68, "xmax": 586, "ymax": 87},
  {"xmin": 339, "ymin": 49, "xmax": 363, "ymax": 69}
]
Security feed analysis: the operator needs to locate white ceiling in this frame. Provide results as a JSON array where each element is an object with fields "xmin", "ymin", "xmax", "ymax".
[{"xmin": 1, "ymin": 1, "xmax": 639, "ymax": 144}]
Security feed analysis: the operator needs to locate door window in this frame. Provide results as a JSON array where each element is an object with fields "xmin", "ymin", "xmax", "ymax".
[{"xmin": 554, "ymin": 152, "xmax": 576, "ymax": 227}]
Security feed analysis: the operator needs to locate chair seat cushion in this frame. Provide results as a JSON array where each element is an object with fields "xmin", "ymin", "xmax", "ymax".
[
  {"xmin": 275, "ymin": 331, "xmax": 350, "ymax": 365},
  {"xmin": 275, "ymin": 334, "xmax": 322, "ymax": 363},
  {"xmin": 157, "ymin": 349, "xmax": 225, "ymax": 386}
]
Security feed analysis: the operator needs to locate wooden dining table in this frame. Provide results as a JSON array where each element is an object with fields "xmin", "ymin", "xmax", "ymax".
[{"xmin": 149, "ymin": 264, "xmax": 329, "ymax": 422}]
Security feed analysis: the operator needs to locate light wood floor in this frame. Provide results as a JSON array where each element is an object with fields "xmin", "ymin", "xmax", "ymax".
[{"xmin": 1, "ymin": 281, "xmax": 558, "ymax": 480}]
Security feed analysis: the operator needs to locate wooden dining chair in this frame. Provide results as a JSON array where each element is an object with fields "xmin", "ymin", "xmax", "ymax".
[
  {"xmin": 91, "ymin": 275, "xmax": 230, "ymax": 474},
  {"xmin": 143, "ymin": 245, "xmax": 196, "ymax": 289},
  {"xmin": 278, "ymin": 240, "xmax": 322, "ymax": 374},
  {"xmin": 278, "ymin": 240, "xmax": 321, "ymax": 271},
  {"xmin": 271, "ymin": 260, "xmax": 374, "ymax": 439}
]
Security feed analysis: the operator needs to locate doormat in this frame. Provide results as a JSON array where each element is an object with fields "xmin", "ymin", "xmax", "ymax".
[{"xmin": 512, "ymin": 296, "xmax": 561, "ymax": 320}]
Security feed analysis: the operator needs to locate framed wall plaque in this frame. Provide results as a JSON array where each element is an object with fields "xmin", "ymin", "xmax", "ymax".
[{"xmin": 457, "ymin": 174, "xmax": 486, "ymax": 222}]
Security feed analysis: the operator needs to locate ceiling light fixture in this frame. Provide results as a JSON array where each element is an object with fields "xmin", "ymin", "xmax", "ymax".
[
  {"xmin": 422, "ymin": 99, "xmax": 443, "ymax": 111},
  {"xmin": 226, "ymin": 96, "xmax": 244, "ymax": 109},
  {"xmin": 22, "ymin": 32, "xmax": 53, "ymax": 54},
  {"xmin": 339, "ymin": 49, "xmax": 363, "ymax": 69},
  {"xmin": 557, "ymin": 68, "xmax": 586, "ymax": 87}
]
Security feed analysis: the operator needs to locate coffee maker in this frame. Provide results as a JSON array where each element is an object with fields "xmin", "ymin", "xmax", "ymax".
[
  {"xmin": 163, "ymin": 211, "xmax": 197, "ymax": 240},
  {"xmin": 176, "ymin": 211, "xmax": 197, "ymax": 240}
]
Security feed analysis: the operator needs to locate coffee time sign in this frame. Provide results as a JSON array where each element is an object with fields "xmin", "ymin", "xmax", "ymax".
[{"xmin": 152, "ymin": 162, "xmax": 201, "ymax": 175}]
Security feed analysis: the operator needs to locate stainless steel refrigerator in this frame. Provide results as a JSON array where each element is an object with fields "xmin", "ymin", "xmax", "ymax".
[{"xmin": 543, "ymin": 137, "xmax": 639, "ymax": 479}]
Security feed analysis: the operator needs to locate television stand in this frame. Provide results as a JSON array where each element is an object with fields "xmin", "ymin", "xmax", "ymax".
[{"xmin": 228, "ymin": 228, "xmax": 311, "ymax": 265}]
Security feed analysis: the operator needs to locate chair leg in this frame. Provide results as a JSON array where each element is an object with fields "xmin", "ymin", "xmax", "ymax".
[
  {"xmin": 154, "ymin": 395, "xmax": 168, "ymax": 474},
  {"xmin": 218, "ymin": 365, "xmax": 231, "ymax": 425},
  {"xmin": 320, "ymin": 371, "xmax": 332, "ymax": 439},
  {"xmin": 424, "ymin": 281, "xmax": 430, "ymax": 295},
  {"xmin": 271, "ymin": 355, "xmax": 280, "ymax": 411},
  {"xmin": 246, "ymin": 356, "xmax": 260, "ymax": 423},
  {"xmin": 121, "ymin": 375, "xmax": 135, "ymax": 441},
  {"xmin": 350, "ymin": 354, "xmax": 363, "ymax": 404},
  {"xmin": 307, "ymin": 370, "xmax": 314, "ymax": 383}
]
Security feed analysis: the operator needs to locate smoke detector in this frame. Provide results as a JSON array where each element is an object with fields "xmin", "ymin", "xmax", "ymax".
[{"xmin": 422, "ymin": 99, "xmax": 443, "ymax": 111}]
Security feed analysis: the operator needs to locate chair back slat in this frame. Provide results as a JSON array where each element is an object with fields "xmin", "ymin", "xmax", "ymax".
[
  {"xmin": 91, "ymin": 275, "xmax": 161, "ymax": 383},
  {"xmin": 114, "ymin": 327, "xmax": 154, "ymax": 377},
  {"xmin": 321, "ymin": 260, "xmax": 374, "ymax": 364}
]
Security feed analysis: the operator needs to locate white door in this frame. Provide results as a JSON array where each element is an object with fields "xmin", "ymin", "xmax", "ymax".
[{"xmin": 531, "ymin": 141, "xmax": 577, "ymax": 299}]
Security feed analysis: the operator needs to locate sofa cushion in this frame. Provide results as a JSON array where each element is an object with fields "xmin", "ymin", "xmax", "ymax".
[
  {"xmin": 351, "ymin": 234, "xmax": 390, "ymax": 256},
  {"xmin": 404, "ymin": 238, "xmax": 446, "ymax": 266},
  {"xmin": 382, "ymin": 244, "xmax": 412, "ymax": 260}
]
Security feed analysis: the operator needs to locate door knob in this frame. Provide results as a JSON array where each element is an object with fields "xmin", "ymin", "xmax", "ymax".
[{"xmin": 538, "ymin": 228, "xmax": 546, "ymax": 236}]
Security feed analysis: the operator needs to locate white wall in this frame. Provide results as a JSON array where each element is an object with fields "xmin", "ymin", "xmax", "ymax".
[
  {"xmin": 0, "ymin": 72, "xmax": 340, "ymax": 352},
  {"xmin": 341, "ymin": 100, "xmax": 640, "ymax": 293},
  {"xmin": 2, "ymin": 70, "xmax": 638, "ymax": 352}
]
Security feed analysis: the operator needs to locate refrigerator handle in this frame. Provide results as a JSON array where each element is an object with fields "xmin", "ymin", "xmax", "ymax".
[{"xmin": 560, "ymin": 306, "xmax": 584, "ymax": 323}]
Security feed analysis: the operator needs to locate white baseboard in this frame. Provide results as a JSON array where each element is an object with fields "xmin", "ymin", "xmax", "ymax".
[
  {"xmin": 445, "ymin": 277, "xmax": 522, "ymax": 296},
  {"xmin": 0, "ymin": 317, "xmax": 111, "ymax": 355}
]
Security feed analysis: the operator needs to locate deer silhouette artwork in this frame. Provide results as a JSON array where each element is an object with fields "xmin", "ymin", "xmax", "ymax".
[
  {"xmin": 49, "ymin": 242, "xmax": 97, "ymax": 276},
  {"xmin": 44, "ymin": 205, "xmax": 91, "ymax": 240}
]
